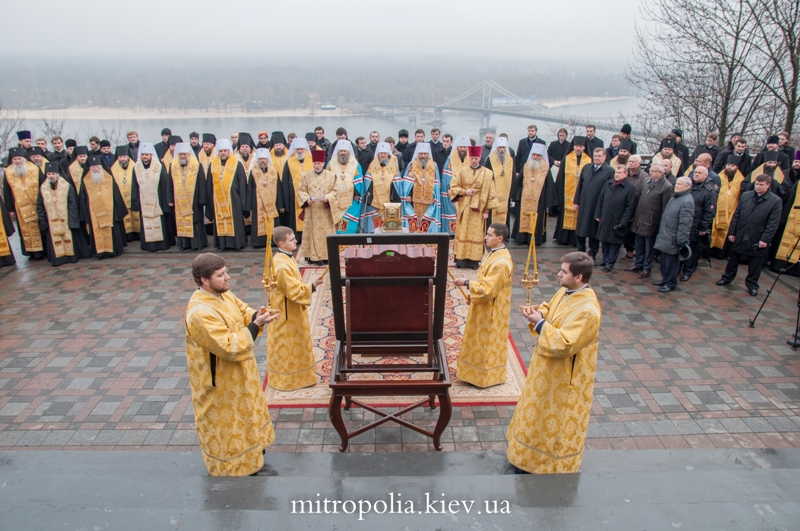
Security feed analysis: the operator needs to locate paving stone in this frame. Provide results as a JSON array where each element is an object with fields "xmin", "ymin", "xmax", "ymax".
[{"xmin": 1, "ymin": 238, "xmax": 799, "ymax": 454}]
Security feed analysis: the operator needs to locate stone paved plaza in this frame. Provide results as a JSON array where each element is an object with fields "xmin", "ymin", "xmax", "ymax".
[{"xmin": 1, "ymin": 224, "xmax": 799, "ymax": 454}]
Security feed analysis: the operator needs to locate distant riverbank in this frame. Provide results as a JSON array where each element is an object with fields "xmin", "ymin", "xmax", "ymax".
[{"xmin": 17, "ymin": 107, "xmax": 366, "ymax": 121}]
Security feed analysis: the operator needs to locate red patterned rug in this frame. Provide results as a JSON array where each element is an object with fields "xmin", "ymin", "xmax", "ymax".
[{"xmin": 262, "ymin": 265, "xmax": 527, "ymax": 408}]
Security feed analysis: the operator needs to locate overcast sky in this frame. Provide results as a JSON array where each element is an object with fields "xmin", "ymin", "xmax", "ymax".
[{"xmin": 1, "ymin": 0, "xmax": 638, "ymax": 62}]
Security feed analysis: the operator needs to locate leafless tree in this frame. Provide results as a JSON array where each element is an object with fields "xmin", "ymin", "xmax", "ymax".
[
  {"xmin": 626, "ymin": 0, "xmax": 790, "ymax": 149},
  {"xmin": 740, "ymin": 0, "xmax": 800, "ymax": 136},
  {"xmin": 39, "ymin": 115, "xmax": 67, "ymax": 140},
  {"xmin": 97, "ymin": 119, "xmax": 126, "ymax": 146},
  {"xmin": 0, "ymin": 104, "xmax": 24, "ymax": 159}
]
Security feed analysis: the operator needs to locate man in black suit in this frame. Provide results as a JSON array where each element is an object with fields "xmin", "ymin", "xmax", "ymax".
[{"xmin": 585, "ymin": 125, "xmax": 604, "ymax": 156}]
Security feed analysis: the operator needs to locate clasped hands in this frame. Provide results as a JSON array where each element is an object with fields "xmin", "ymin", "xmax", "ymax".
[
  {"xmin": 519, "ymin": 304, "xmax": 543, "ymax": 325},
  {"xmin": 254, "ymin": 306, "xmax": 280, "ymax": 326}
]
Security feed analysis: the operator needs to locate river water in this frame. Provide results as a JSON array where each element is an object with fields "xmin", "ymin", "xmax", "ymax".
[{"xmin": 28, "ymin": 98, "xmax": 642, "ymax": 149}]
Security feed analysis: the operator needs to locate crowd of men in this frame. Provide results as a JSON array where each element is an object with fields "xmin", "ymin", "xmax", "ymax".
[{"xmin": 1, "ymin": 125, "xmax": 799, "ymax": 296}]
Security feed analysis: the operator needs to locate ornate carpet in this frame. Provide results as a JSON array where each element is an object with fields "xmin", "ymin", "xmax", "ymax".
[{"xmin": 262, "ymin": 265, "xmax": 527, "ymax": 408}]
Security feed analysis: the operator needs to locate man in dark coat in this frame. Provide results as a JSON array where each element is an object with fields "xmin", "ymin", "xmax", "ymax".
[
  {"xmin": 546, "ymin": 128, "xmax": 569, "ymax": 172},
  {"xmin": 779, "ymin": 131, "xmax": 796, "ymax": 164},
  {"xmin": 653, "ymin": 177, "xmax": 695, "ymax": 292},
  {"xmin": 714, "ymin": 137, "xmax": 751, "ymax": 176},
  {"xmin": 585, "ymin": 125, "xmax": 604, "ymax": 156},
  {"xmin": 594, "ymin": 165, "xmax": 638, "ymax": 272},
  {"xmin": 716, "ymin": 173, "xmax": 782, "ymax": 296},
  {"xmin": 690, "ymin": 133, "xmax": 720, "ymax": 165},
  {"xmin": 712, "ymin": 133, "xmax": 742, "ymax": 173},
  {"xmin": 155, "ymin": 128, "xmax": 171, "ymax": 161},
  {"xmin": 574, "ymin": 148, "xmax": 613, "ymax": 262},
  {"xmin": 626, "ymin": 161, "xmax": 673, "ymax": 278},
  {"xmin": 678, "ymin": 167, "xmax": 717, "ymax": 282}
]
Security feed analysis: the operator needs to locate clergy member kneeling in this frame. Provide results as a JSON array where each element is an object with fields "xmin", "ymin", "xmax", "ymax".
[
  {"xmin": 453, "ymin": 223, "xmax": 513, "ymax": 387},
  {"xmin": 267, "ymin": 227, "xmax": 324, "ymax": 391},
  {"xmin": 184, "ymin": 253, "xmax": 279, "ymax": 476},
  {"xmin": 506, "ymin": 252, "xmax": 602, "ymax": 474}
]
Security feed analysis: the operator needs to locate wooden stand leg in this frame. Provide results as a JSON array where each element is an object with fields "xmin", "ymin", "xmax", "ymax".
[
  {"xmin": 344, "ymin": 396, "xmax": 353, "ymax": 410},
  {"xmin": 328, "ymin": 393, "xmax": 349, "ymax": 452},
  {"xmin": 428, "ymin": 395, "xmax": 437, "ymax": 409},
  {"xmin": 432, "ymin": 392, "xmax": 452, "ymax": 451}
]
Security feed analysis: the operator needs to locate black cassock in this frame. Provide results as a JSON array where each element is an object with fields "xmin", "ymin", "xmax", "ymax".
[
  {"xmin": 277, "ymin": 162, "xmax": 302, "ymax": 242},
  {"xmin": 61, "ymin": 173, "xmax": 94, "ymax": 254},
  {"xmin": 170, "ymin": 164, "xmax": 208, "ymax": 251},
  {"xmin": 205, "ymin": 159, "xmax": 249, "ymax": 251},
  {"xmin": 78, "ymin": 174, "xmax": 129, "ymax": 259},
  {"xmin": 509, "ymin": 165, "xmax": 557, "ymax": 245},
  {"xmin": 36, "ymin": 180, "xmax": 88, "ymax": 266},
  {"xmin": 247, "ymin": 169, "xmax": 281, "ymax": 249},
  {"xmin": 131, "ymin": 164, "xmax": 173, "ymax": 252},
  {"xmin": 3, "ymin": 168, "xmax": 46, "ymax": 259},
  {"xmin": 0, "ymin": 196, "xmax": 16, "ymax": 267},
  {"xmin": 574, "ymin": 164, "xmax": 614, "ymax": 242}
]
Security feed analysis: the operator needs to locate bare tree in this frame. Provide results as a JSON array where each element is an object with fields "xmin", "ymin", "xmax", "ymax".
[
  {"xmin": 98, "ymin": 119, "xmax": 126, "ymax": 146},
  {"xmin": 39, "ymin": 115, "xmax": 67, "ymax": 140},
  {"xmin": 626, "ymin": 0, "xmax": 778, "ymax": 149},
  {"xmin": 0, "ymin": 103, "xmax": 23, "ymax": 159},
  {"xmin": 740, "ymin": 0, "xmax": 800, "ymax": 136}
]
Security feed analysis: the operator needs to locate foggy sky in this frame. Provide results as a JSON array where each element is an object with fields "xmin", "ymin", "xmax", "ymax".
[{"xmin": 1, "ymin": 0, "xmax": 638, "ymax": 62}]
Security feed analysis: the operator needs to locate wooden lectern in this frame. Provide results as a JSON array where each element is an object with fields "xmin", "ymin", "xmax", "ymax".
[{"xmin": 326, "ymin": 233, "xmax": 452, "ymax": 451}]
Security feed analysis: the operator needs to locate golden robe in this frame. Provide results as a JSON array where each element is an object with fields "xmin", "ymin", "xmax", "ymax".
[
  {"xmin": 236, "ymin": 152, "xmax": 258, "ymax": 175},
  {"xmin": 209, "ymin": 156, "xmax": 239, "ymax": 237},
  {"xmin": 749, "ymin": 164, "xmax": 784, "ymax": 185},
  {"xmin": 326, "ymin": 157, "xmax": 357, "ymax": 228},
  {"xmin": 250, "ymin": 164, "xmax": 279, "ymax": 237},
  {"xmin": 777, "ymin": 186, "xmax": 800, "ymax": 263},
  {"xmin": 298, "ymin": 169, "xmax": 337, "ymax": 261},
  {"xmin": 162, "ymin": 149, "xmax": 174, "ymax": 170},
  {"xmin": 68, "ymin": 160, "xmax": 85, "ymax": 195},
  {"xmin": 39, "ymin": 177, "xmax": 74, "ymax": 258},
  {"xmin": 270, "ymin": 149, "xmax": 288, "ymax": 180},
  {"xmin": 184, "ymin": 289, "xmax": 275, "ymax": 476},
  {"xmin": 5, "ymin": 162, "xmax": 44, "ymax": 253},
  {"xmin": 172, "ymin": 158, "xmax": 201, "ymax": 238},
  {"xmin": 506, "ymin": 287, "xmax": 602, "ymax": 474},
  {"xmin": 561, "ymin": 152, "xmax": 591, "ymax": 230},
  {"xmin": 651, "ymin": 152, "xmax": 683, "ymax": 176},
  {"xmin": 711, "ymin": 169, "xmax": 745, "ymax": 249},
  {"xmin": 519, "ymin": 163, "xmax": 550, "ymax": 234},
  {"xmin": 83, "ymin": 170, "xmax": 117, "ymax": 254},
  {"xmin": 366, "ymin": 156, "xmax": 399, "ymax": 225},
  {"xmin": 487, "ymin": 152, "xmax": 514, "ymax": 225},
  {"xmin": 266, "ymin": 252, "xmax": 318, "ymax": 391},
  {"xmin": 408, "ymin": 159, "xmax": 437, "ymax": 229},
  {"xmin": 449, "ymin": 165, "xmax": 498, "ymax": 262},
  {"xmin": 456, "ymin": 248, "xmax": 513, "ymax": 387},
  {"xmin": 111, "ymin": 160, "xmax": 140, "ymax": 236},
  {"xmin": 198, "ymin": 148, "xmax": 216, "ymax": 173}
]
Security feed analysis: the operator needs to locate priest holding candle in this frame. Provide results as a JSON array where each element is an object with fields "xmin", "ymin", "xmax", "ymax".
[
  {"xmin": 507, "ymin": 251, "xmax": 602, "ymax": 474},
  {"xmin": 452, "ymin": 223, "xmax": 513, "ymax": 387}
]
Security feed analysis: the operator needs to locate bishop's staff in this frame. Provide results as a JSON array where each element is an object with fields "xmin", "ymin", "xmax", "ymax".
[{"xmin": 520, "ymin": 212, "xmax": 539, "ymax": 308}]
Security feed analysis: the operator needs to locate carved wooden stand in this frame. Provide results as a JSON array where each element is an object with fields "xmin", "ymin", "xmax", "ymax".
[{"xmin": 326, "ymin": 233, "xmax": 452, "ymax": 451}]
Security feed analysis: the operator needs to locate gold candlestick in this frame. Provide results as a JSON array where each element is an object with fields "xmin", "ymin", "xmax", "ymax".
[
  {"xmin": 520, "ymin": 213, "xmax": 539, "ymax": 308},
  {"xmin": 263, "ymin": 220, "xmax": 278, "ymax": 309}
]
